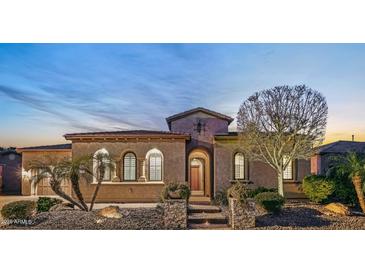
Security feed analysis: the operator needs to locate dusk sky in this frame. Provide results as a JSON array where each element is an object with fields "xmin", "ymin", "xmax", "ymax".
[{"xmin": 1, "ymin": 43, "xmax": 365, "ymax": 147}]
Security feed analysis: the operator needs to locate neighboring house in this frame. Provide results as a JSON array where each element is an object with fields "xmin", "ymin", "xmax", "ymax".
[
  {"xmin": 0, "ymin": 149, "xmax": 22, "ymax": 195},
  {"xmin": 311, "ymin": 140, "xmax": 365, "ymax": 175},
  {"xmin": 17, "ymin": 107, "xmax": 311, "ymax": 202}
]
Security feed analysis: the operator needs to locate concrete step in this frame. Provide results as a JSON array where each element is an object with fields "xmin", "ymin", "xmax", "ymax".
[
  {"xmin": 189, "ymin": 196, "xmax": 211, "ymax": 205},
  {"xmin": 188, "ymin": 204, "xmax": 221, "ymax": 214},
  {"xmin": 188, "ymin": 212, "xmax": 228, "ymax": 224},
  {"xmin": 188, "ymin": 223, "xmax": 231, "ymax": 230}
]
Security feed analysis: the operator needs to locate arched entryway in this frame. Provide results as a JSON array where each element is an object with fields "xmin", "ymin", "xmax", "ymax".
[{"xmin": 188, "ymin": 149, "xmax": 210, "ymax": 198}]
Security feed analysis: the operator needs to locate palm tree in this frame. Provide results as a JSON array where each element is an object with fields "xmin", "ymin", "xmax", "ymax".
[
  {"xmin": 58, "ymin": 156, "xmax": 93, "ymax": 211},
  {"xmin": 30, "ymin": 158, "xmax": 86, "ymax": 211},
  {"xmin": 336, "ymin": 152, "xmax": 365, "ymax": 213},
  {"xmin": 89, "ymin": 151, "xmax": 115, "ymax": 211}
]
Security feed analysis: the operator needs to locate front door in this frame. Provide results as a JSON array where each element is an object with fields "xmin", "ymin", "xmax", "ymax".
[
  {"xmin": 190, "ymin": 158, "xmax": 205, "ymax": 196},
  {"xmin": 190, "ymin": 166, "xmax": 200, "ymax": 191}
]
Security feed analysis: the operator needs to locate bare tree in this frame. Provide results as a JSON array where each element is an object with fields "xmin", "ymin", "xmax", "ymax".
[{"xmin": 237, "ymin": 85, "xmax": 328, "ymax": 196}]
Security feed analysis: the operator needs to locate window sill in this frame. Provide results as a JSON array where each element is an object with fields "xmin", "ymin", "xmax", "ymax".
[
  {"xmin": 90, "ymin": 181, "xmax": 165, "ymax": 186},
  {"xmin": 283, "ymin": 180, "xmax": 301, "ymax": 184}
]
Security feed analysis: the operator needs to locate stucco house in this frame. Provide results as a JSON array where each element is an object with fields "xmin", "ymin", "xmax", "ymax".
[
  {"xmin": 17, "ymin": 107, "xmax": 311, "ymax": 202},
  {"xmin": 311, "ymin": 140, "xmax": 365, "ymax": 175},
  {"xmin": 0, "ymin": 149, "xmax": 22, "ymax": 195}
]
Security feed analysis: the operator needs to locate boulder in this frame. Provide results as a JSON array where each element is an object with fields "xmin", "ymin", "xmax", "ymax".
[
  {"xmin": 324, "ymin": 203, "xmax": 351, "ymax": 216},
  {"xmin": 49, "ymin": 203, "xmax": 74, "ymax": 212},
  {"xmin": 97, "ymin": 206, "xmax": 123, "ymax": 219}
]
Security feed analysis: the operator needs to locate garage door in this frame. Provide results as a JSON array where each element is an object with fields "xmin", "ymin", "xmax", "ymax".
[{"xmin": 36, "ymin": 178, "xmax": 71, "ymax": 196}]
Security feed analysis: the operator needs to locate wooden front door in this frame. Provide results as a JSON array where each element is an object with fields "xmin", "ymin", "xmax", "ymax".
[{"xmin": 190, "ymin": 166, "xmax": 200, "ymax": 191}]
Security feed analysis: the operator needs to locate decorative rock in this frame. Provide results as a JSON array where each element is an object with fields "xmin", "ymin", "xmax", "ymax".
[
  {"xmin": 163, "ymin": 199, "xmax": 187, "ymax": 229},
  {"xmin": 97, "ymin": 206, "xmax": 123, "ymax": 219},
  {"xmin": 49, "ymin": 203, "xmax": 74, "ymax": 212},
  {"xmin": 324, "ymin": 203, "xmax": 351, "ymax": 216},
  {"xmin": 95, "ymin": 218, "xmax": 105, "ymax": 224},
  {"xmin": 168, "ymin": 190, "xmax": 181, "ymax": 199},
  {"xmin": 228, "ymin": 198, "xmax": 256, "ymax": 229}
]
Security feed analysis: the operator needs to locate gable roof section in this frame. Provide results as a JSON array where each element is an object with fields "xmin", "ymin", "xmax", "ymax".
[
  {"xmin": 64, "ymin": 130, "xmax": 190, "ymax": 140},
  {"xmin": 165, "ymin": 107, "xmax": 234, "ymax": 130},
  {"xmin": 316, "ymin": 141, "xmax": 365, "ymax": 155},
  {"xmin": 17, "ymin": 143, "xmax": 72, "ymax": 153}
]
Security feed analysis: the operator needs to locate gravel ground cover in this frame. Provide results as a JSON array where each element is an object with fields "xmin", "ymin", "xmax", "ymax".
[
  {"xmin": 221, "ymin": 201, "xmax": 365, "ymax": 230},
  {"xmin": 2, "ymin": 199, "xmax": 365, "ymax": 230},
  {"xmin": 3, "ymin": 206, "xmax": 164, "ymax": 230},
  {"xmin": 254, "ymin": 201, "xmax": 365, "ymax": 230}
]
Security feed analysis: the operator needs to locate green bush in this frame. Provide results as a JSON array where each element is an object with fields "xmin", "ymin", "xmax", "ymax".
[
  {"xmin": 37, "ymin": 197, "xmax": 63, "ymax": 212},
  {"xmin": 1, "ymin": 200, "xmax": 36, "ymax": 220},
  {"xmin": 326, "ymin": 169, "xmax": 358, "ymax": 206},
  {"xmin": 255, "ymin": 192, "xmax": 285, "ymax": 214},
  {"xmin": 160, "ymin": 182, "xmax": 191, "ymax": 202},
  {"xmin": 227, "ymin": 182, "xmax": 249, "ymax": 204},
  {"xmin": 247, "ymin": 186, "xmax": 277, "ymax": 198},
  {"xmin": 302, "ymin": 175, "xmax": 335, "ymax": 203},
  {"xmin": 213, "ymin": 188, "xmax": 228, "ymax": 206}
]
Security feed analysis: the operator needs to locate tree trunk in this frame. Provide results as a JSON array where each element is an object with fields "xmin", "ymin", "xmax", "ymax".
[
  {"xmin": 50, "ymin": 181, "xmax": 85, "ymax": 211},
  {"xmin": 277, "ymin": 167, "xmax": 284, "ymax": 197},
  {"xmin": 70, "ymin": 178, "xmax": 88, "ymax": 211},
  {"xmin": 89, "ymin": 180, "xmax": 101, "ymax": 211},
  {"xmin": 352, "ymin": 175, "xmax": 365, "ymax": 213}
]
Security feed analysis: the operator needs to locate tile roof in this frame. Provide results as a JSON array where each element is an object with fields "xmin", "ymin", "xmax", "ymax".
[
  {"xmin": 316, "ymin": 141, "xmax": 365, "ymax": 154},
  {"xmin": 165, "ymin": 107, "xmax": 234, "ymax": 130},
  {"xmin": 64, "ymin": 130, "xmax": 190, "ymax": 140},
  {"xmin": 17, "ymin": 144, "xmax": 72, "ymax": 152}
]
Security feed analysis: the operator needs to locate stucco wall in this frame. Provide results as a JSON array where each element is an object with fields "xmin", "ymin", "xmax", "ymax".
[
  {"xmin": 170, "ymin": 111, "xmax": 230, "ymax": 197},
  {"xmin": 170, "ymin": 111, "xmax": 229, "ymax": 152},
  {"xmin": 71, "ymin": 140, "xmax": 186, "ymax": 202},
  {"xmin": 214, "ymin": 141, "xmax": 311, "ymax": 198}
]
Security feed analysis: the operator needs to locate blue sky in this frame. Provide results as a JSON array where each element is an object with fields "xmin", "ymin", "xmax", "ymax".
[{"xmin": 1, "ymin": 43, "xmax": 365, "ymax": 147}]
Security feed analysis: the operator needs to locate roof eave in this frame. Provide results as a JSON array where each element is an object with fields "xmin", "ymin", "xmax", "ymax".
[
  {"xmin": 64, "ymin": 134, "xmax": 190, "ymax": 141},
  {"xmin": 16, "ymin": 148, "xmax": 72, "ymax": 153}
]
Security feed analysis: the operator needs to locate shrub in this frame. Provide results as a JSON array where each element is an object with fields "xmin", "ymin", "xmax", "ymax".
[
  {"xmin": 160, "ymin": 182, "xmax": 191, "ymax": 202},
  {"xmin": 213, "ymin": 188, "xmax": 228, "ymax": 206},
  {"xmin": 302, "ymin": 175, "xmax": 335, "ymax": 203},
  {"xmin": 255, "ymin": 192, "xmax": 285, "ymax": 214},
  {"xmin": 227, "ymin": 182, "xmax": 249, "ymax": 204},
  {"xmin": 37, "ymin": 197, "xmax": 63, "ymax": 213},
  {"xmin": 326, "ymin": 169, "xmax": 358, "ymax": 206},
  {"xmin": 247, "ymin": 186, "xmax": 277, "ymax": 198},
  {"xmin": 1, "ymin": 200, "xmax": 36, "ymax": 220}
]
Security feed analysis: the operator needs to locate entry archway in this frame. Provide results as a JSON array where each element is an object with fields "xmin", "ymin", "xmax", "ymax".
[{"xmin": 188, "ymin": 149, "xmax": 210, "ymax": 197}]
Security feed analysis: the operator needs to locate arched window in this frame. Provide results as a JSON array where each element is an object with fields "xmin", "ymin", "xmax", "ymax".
[
  {"xmin": 123, "ymin": 152, "xmax": 136, "ymax": 181},
  {"xmin": 283, "ymin": 155, "xmax": 293, "ymax": 180},
  {"xmin": 147, "ymin": 148, "xmax": 163, "ymax": 181},
  {"xmin": 234, "ymin": 152, "xmax": 245, "ymax": 180},
  {"xmin": 93, "ymin": 148, "xmax": 111, "ymax": 182}
]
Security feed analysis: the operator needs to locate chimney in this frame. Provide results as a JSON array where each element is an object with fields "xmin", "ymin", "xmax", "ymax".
[{"xmin": 352, "ymin": 135, "xmax": 355, "ymax": 142}]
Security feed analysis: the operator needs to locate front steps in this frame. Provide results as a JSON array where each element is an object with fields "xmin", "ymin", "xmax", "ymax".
[{"xmin": 188, "ymin": 204, "xmax": 230, "ymax": 230}]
